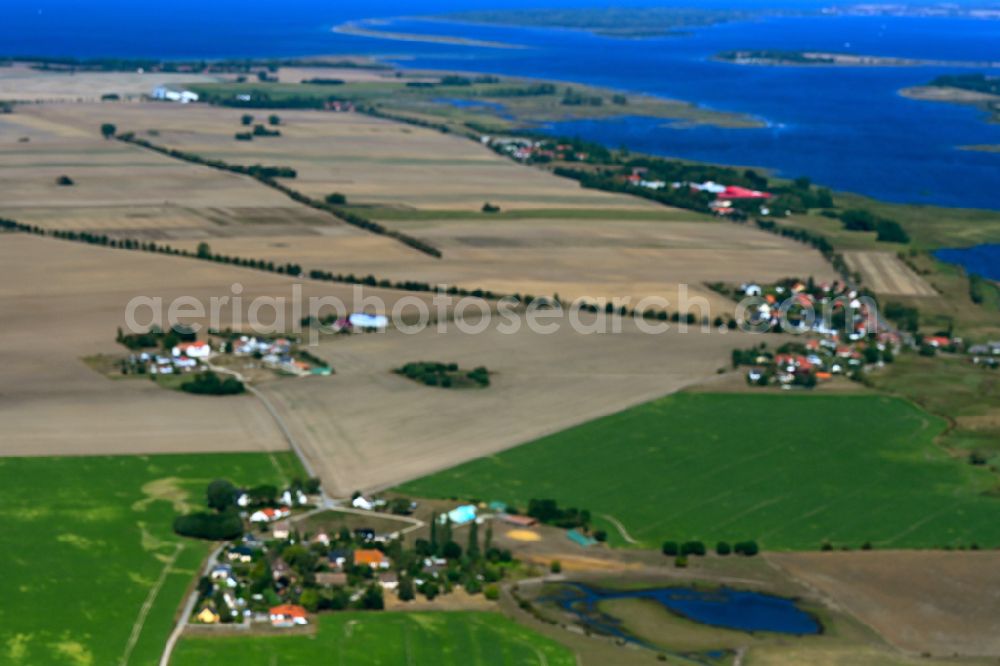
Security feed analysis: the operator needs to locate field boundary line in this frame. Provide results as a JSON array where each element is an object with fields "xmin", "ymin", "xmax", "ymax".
[{"xmin": 121, "ymin": 542, "xmax": 184, "ymax": 666}]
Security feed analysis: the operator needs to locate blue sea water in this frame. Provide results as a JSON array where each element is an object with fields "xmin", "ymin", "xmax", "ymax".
[
  {"xmin": 3, "ymin": 1, "xmax": 1000, "ymax": 211},
  {"xmin": 934, "ymin": 244, "xmax": 1000, "ymax": 280}
]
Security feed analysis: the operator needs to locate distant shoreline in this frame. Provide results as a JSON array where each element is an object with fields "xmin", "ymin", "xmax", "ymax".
[
  {"xmin": 333, "ymin": 21, "xmax": 526, "ymax": 50},
  {"xmin": 717, "ymin": 50, "xmax": 1000, "ymax": 68}
]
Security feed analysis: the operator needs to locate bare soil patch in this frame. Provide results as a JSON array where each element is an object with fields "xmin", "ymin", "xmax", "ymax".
[{"xmin": 769, "ymin": 550, "xmax": 1000, "ymax": 658}]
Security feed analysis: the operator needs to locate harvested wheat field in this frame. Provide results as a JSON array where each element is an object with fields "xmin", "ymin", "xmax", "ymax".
[
  {"xmin": 0, "ymin": 105, "xmax": 425, "ymax": 270},
  {"xmin": 844, "ymin": 251, "xmax": 937, "ymax": 296},
  {"xmin": 259, "ymin": 315, "xmax": 743, "ymax": 496},
  {"xmin": 0, "ymin": 64, "xmax": 219, "ymax": 102},
  {"xmin": 171, "ymin": 215, "xmax": 835, "ymax": 310},
  {"xmin": 769, "ymin": 550, "xmax": 1000, "ymax": 658},
  {"xmin": 44, "ymin": 102, "xmax": 660, "ymax": 210},
  {"xmin": 0, "ymin": 233, "xmax": 433, "ymax": 456}
]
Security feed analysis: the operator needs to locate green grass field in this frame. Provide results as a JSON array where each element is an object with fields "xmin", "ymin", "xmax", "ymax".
[
  {"xmin": 870, "ymin": 353, "xmax": 1000, "ymax": 458},
  {"xmin": 398, "ymin": 393, "xmax": 1000, "ymax": 550},
  {"xmin": 172, "ymin": 611, "xmax": 575, "ymax": 665},
  {"xmin": 0, "ymin": 452, "xmax": 301, "ymax": 666}
]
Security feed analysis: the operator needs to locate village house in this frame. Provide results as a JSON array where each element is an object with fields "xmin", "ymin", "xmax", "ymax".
[
  {"xmin": 271, "ymin": 557, "xmax": 293, "ymax": 582},
  {"xmin": 151, "ymin": 86, "xmax": 199, "ymax": 103},
  {"xmin": 351, "ymin": 495, "xmax": 375, "ymax": 511},
  {"xmin": 377, "ymin": 571, "xmax": 399, "ymax": 591},
  {"xmin": 226, "ymin": 546, "xmax": 254, "ymax": 564},
  {"xmin": 196, "ymin": 607, "xmax": 220, "ymax": 624},
  {"xmin": 327, "ymin": 549, "xmax": 349, "ymax": 570},
  {"xmin": 353, "ymin": 548, "xmax": 390, "ymax": 570},
  {"xmin": 268, "ymin": 604, "xmax": 308, "ymax": 628},
  {"xmin": 249, "ymin": 506, "xmax": 290, "ymax": 523},
  {"xmin": 171, "ymin": 341, "xmax": 211, "ymax": 359},
  {"xmin": 271, "ymin": 520, "xmax": 291, "ymax": 541},
  {"xmin": 315, "ymin": 571, "xmax": 348, "ymax": 587}
]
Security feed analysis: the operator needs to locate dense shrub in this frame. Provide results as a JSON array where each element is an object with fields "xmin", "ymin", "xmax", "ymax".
[
  {"xmin": 173, "ymin": 510, "xmax": 243, "ymax": 540},
  {"xmin": 181, "ymin": 371, "xmax": 245, "ymax": 396}
]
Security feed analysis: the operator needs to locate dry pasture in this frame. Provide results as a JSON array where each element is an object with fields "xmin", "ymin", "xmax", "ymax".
[
  {"xmin": 769, "ymin": 550, "xmax": 1000, "ymax": 658},
  {"xmin": 844, "ymin": 251, "xmax": 937, "ymax": 296}
]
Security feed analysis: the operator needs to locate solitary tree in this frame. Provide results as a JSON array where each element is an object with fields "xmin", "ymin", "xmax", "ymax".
[
  {"xmin": 241, "ymin": 114, "xmax": 254, "ymax": 126},
  {"xmin": 397, "ymin": 574, "xmax": 415, "ymax": 602},
  {"xmin": 206, "ymin": 479, "xmax": 237, "ymax": 511},
  {"xmin": 467, "ymin": 519, "xmax": 480, "ymax": 560},
  {"xmin": 100, "ymin": 123, "xmax": 117, "ymax": 139},
  {"xmin": 196, "ymin": 242, "xmax": 212, "ymax": 259}
]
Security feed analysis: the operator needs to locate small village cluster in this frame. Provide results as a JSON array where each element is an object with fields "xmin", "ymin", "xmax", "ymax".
[
  {"xmin": 482, "ymin": 136, "xmax": 590, "ymax": 163},
  {"xmin": 227, "ymin": 334, "xmax": 332, "ymax": 377},
  {"xmin": 119, "ymin": 331, "xmax": 332, "ymax": 379},
  {"xmin": 124, "ymin": 340, "xmax": 213, "ymax": 376},
  {"xmin": 730, "ymin": 278, "xmax": 904, "ymax": 387},
  {"xmin": 623, "ymin": 167, "xmax": 775, "ymax": 216},
  {"xmin": 192, "ymin": 489, "xmax": 514, "ymax": 629}
]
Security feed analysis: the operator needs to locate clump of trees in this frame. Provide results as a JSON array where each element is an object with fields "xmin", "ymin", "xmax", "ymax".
[
  {"xmin": 662, "ymin": 539, "xmax": 758, "ymax": 557},
  {"xmin": 56, "ymin": 175, "xmax": 75, "ymax": 186},
  {"xmin": 325, "ymin": 192, "xmax": 347, "ymax": 205},
  {"xmin": 883, "ymin": 301, "xmax": 920, "ymax": 333},
  {"xmin": 839, "ymin": 209, "xmax": 909, "ymax": 244},
  {"xmin": 482, "ymin": 202, "xmax": 500, "ymax": 213},
  {"xmin": 395, "ymin": 362, "xmax": 490, "ymax": 388},
  {"xmin": 527, "ymin": 499, "xmax": 590, "ymax": 529},
  {"xmin": 181, "ymin": 370, "xmax": 245, "ymax": 396},
  {"xmin": 116, "ymin": 324, "xmax": 195, "ymax": 351},
  {"xmin": 252, "ymin": 123, "xmax": 281, "ymax": 137},
  {"xmin": 173, "ymin": 478, "xmax": 243, "ymax": 540}
]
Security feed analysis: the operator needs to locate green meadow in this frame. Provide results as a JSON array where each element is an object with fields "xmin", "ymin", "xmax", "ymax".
[
  {"xmin": 398, "ymin": 393, "xmax": 1000, "ymax": 550},
  {"xmin": 172, "ymin": 611, "xmax": 575, "ymax": 666},
  {"xmin": 0, "ymin": 451, "xmax": 300, "ymax": 666}
]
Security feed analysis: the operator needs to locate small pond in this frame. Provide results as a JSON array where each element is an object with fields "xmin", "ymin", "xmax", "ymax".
[{"xmin": 541, "ymin": 582, "xmax": 820, "ymax": 641}]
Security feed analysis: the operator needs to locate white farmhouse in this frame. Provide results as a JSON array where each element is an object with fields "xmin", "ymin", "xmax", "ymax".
[
  {"xmin": 151, "ymin": 86, "xmax": 199, "ymax": 103},
  {"xmin": 171, "ymin": 341, "xmax": 211, "ymax": 359}
]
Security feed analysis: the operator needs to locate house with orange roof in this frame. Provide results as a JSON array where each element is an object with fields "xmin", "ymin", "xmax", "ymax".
[
  {"xmin": 171, "ymin": 341, "xmax": 211, "ymax": 359},
  {"xmin": 269, "ymin": 604, "xmax": 308, "ymax": 627},
  {"xmin": 354, "ymin": 548, "xmax": 390, "ymax": 570}
]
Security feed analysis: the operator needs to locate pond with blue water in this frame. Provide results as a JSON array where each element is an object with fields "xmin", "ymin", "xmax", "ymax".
[{"xmin": 542, "ymin": 582, "xmax": 821, "ymax": 646}]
